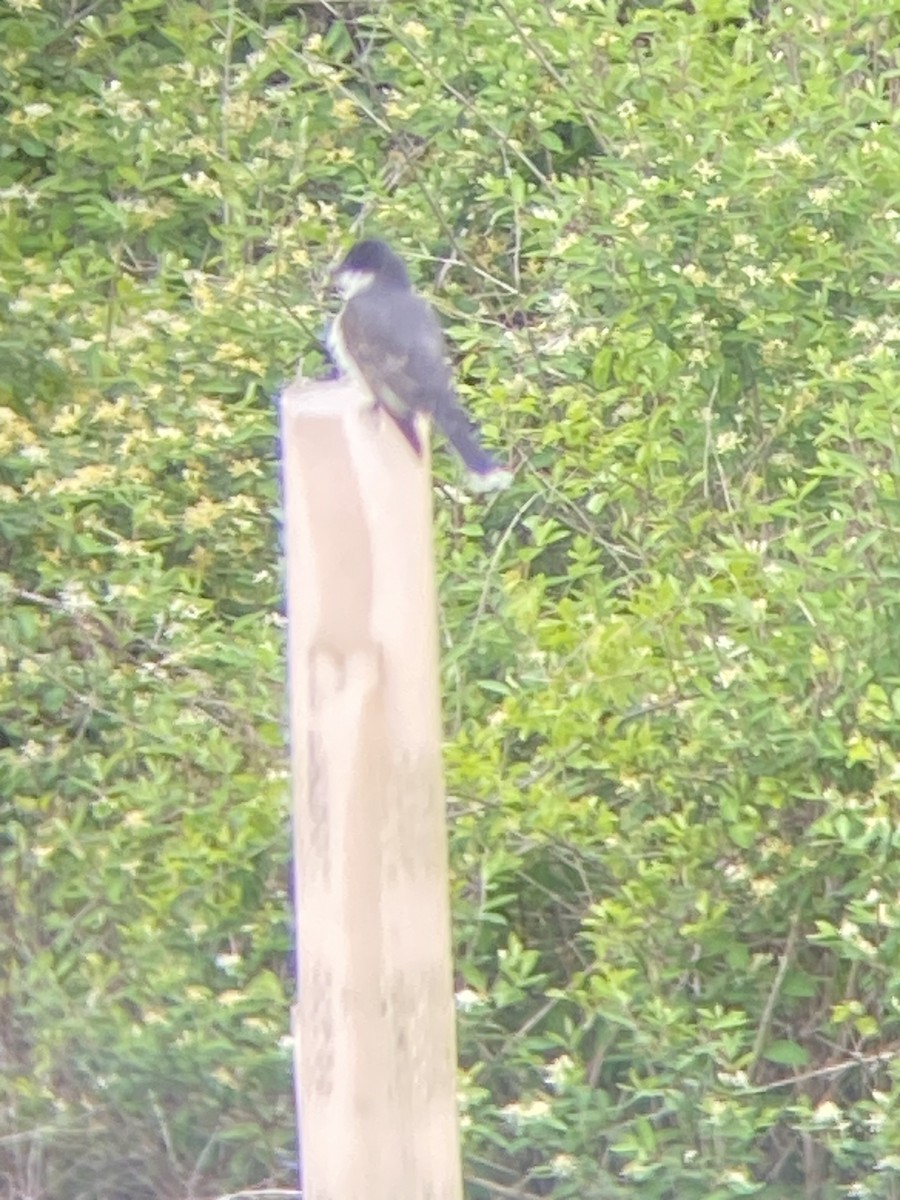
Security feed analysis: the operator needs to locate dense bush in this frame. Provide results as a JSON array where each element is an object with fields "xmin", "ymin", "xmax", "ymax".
[{"xmin": 3, "ymin": 0, "xmax": 900, "ymax": 1196}]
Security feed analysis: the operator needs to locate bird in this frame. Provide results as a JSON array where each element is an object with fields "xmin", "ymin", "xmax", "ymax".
[{"xmin": 327, "ymin": 239, "xmax": 511, "ymax": 491}]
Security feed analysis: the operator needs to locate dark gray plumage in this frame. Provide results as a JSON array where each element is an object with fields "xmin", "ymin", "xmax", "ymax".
[{"xmin": 328, "ymin": 239, "xmax": 510, "ymax": 487}]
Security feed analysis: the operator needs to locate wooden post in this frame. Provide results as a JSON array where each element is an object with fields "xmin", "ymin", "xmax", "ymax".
[{"xmin": 280, "ymin": 379, "xmax": 463, "ymax": 1200}]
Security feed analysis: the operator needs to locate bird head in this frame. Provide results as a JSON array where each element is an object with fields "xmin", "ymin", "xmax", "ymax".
[{"xmin": 332, "ymin": 239, "xmax": 412, "ymax": 298}]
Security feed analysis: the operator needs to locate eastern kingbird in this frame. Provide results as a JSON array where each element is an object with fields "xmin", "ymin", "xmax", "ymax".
[{"xmin": 328, "ymin": 239, "xmax": 511, "ymax": 490}]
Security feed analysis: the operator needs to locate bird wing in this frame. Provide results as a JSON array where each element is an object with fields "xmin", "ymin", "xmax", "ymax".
[{"xmin": 338, "ymin": 289, "xmax": 454, "ymax": 420}]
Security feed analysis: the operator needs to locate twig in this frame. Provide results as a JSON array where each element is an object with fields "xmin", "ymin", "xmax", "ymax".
[{"xmin": 747, "ymin": 910, "xmax": 802, "ymax": 1084}]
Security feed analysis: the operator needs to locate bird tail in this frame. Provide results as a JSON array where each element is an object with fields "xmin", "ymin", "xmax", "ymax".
[{"xmin": 436, "ymin": 395, "xmax": 512, "ymax": 488}]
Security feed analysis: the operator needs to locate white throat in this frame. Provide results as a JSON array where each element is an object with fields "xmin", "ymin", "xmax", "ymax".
[{"xmin": 335, "ymin": 268, "xmax": 375, "ymax": 299}]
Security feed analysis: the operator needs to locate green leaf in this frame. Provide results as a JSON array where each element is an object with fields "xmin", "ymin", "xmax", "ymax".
[{"xmin": 763, "ymin": 1041, "xmax": 810, "ymax": 1067}]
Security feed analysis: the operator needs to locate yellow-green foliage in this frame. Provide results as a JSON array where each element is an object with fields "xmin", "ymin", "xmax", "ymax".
[{"xmin": 3, "ymin": 0, "xmax": 900, "ymax": 1197}]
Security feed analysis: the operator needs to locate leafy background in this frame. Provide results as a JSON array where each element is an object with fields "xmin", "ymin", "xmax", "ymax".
[{"xmin": 3, "ymin": 0, "xmax": 900, "ymax": 1197}]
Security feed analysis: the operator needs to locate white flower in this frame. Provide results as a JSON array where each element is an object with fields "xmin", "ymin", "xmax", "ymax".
[
  {"xmin": 502, "ymin": 1098, "xmax": 551, "ymax": 1129},
  {"xmin": 543, "ymin": 1054, "xmax": 575, "ymax": 1091},
  {"xmin": 455, "ymin": 988, "xmax": 486, "ymax": 1012}
]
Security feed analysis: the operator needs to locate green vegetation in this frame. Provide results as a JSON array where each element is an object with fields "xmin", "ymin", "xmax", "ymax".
[{"xmin": 3, "ymin": 0, "xmax": 900, "ymax": 1196}]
